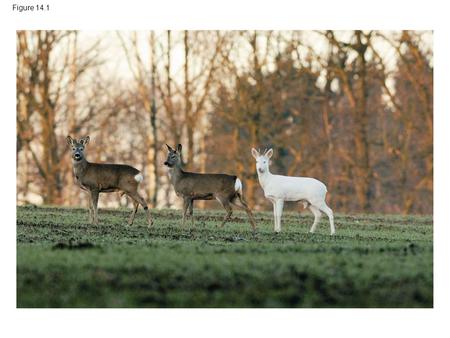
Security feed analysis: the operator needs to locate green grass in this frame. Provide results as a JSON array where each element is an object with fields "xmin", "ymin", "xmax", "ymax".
[{"xmin": 17, "ymin": 205, "xmax": 433, "ymax": 308}]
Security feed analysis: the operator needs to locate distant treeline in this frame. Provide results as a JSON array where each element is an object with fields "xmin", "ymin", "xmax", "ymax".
[{"xmin": 16, "ymin": 30, "xmax": 432, "ymax": 214}]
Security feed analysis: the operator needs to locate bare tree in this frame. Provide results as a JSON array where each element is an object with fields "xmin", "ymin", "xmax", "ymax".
[
  {"xmin": 17, "ymin": 30, "xmax": 102, "ymax": 205},
  {"xmin": 321, "ymin": 30, "xmax": 373, "ymax": 212},
  {"xmin": 16, "ymin": 30, "xmax": 433, "ymax": 214}
]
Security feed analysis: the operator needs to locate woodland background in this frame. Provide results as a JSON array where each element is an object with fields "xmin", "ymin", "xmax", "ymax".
[{"xmin": 16, "ymin": 30, "xmax": 433, "ymax": 213}]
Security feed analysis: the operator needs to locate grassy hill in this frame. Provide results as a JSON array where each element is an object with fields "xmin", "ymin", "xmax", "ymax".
[{"xmin": 16, "ymin": 205, "xmax": 433, "ymax": 307}]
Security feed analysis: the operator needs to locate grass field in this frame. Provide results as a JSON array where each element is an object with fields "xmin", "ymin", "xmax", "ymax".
[{"xmin": 16, "ymin": 205, "xmax": 433, "ymax": 308}]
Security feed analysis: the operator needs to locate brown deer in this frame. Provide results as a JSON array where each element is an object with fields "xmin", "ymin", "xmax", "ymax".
[
  {"xmin": 66, "ymin": 136, "xmax": 153, "ymax": 226},
  {"xmin": 164, "ymin": 144, "xmax": 256, "ymax": 230}
]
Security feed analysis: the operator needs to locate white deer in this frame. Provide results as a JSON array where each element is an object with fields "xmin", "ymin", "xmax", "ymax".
[{"xmin": 251, "ymin": 148, "xmax": 335, "ymax": 235}]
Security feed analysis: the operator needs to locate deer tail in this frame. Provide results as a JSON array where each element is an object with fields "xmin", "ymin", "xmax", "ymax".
[
  {"xmin": 234, "ymin": 177, "xmax": 243, "ymax": 195},
  {"xmin": 134, "ymin": 173, "xmax": 144, "ymax": 183}
]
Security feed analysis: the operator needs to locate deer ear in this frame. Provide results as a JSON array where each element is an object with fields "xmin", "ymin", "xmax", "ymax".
[
  {"xmin": 166, "ymin": 144, "xmax": 174, "ymax": 152},
  {"xmin": 265, "ymin": 148, "xmax": 273, "ymax": 159},
  {"xmin": 251, "ymin": 148, "xmax": 260, "ymax": 159},
  {"xmin": 176, "ymin": 144, "xmax": 182, "ymax": 153},
  {"xmin": 66, "ymin": 136, "xmax": 74, "ymax": 146},
  {"xmin": 80, "ymin": 136, "xmax": 90, "ymax": 146}
]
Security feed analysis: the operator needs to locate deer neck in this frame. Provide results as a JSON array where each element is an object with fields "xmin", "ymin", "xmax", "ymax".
[
  {"xmin": 72, "ymin": 158, "xmax": 89, "ymax": 178},
  {"xmin": 257, "ymin": 167, "xmax": 272, "ymax": 189},
  {"xmin": 168, "ymin": 165, "xmax": 184, "ymax": 187}
]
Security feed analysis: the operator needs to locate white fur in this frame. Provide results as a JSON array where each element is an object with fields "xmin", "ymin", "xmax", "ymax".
[
  {"xmin": 252, "ymin": 148, "xmax": 335, "ymax": 235},
  {"xmin": 234, "ymin": 178, "xmax": 243, "ymax": 194},
  {"xmin": 134, "ymin": 173, "xmax": 144, "ymax": 183}
]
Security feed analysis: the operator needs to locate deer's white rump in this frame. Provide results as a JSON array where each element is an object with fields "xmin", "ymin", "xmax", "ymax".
[
  {"xmin": 234, "ymin": 178, "xmax": 243, "ymax": 194},
  {"xmin": 252, "ymin": 148, "xmax": 335, "ymax": 235},
  {"xmin": 164, "ymin": 143, "xmax": 257, "ymax": 230},
  {"xmin": 66, "ymin": 135, "xmax": 153, "ymax": 227}
]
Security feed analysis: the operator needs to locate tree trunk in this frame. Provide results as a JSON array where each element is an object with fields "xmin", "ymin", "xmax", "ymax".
[
  {"xmin": 322, "ymin": 56, "xmax": 335, "ymax": 194},
  {"xmin": 184, "ymin": 31, "xmax": 194, "ymax": 167},
  {"xmin": 65, "ymin": 32, "xmax": 78, "ymax": 206},
  {"xmin": 38, "ymin": 31, "xmax": 62, "ymax": 205},
  {"xmin": 149, "ymin": 31, "xmax": 158, "ymax": 207},
  {"xmin": 352, "ymin": 31, "xmax": 371, "ymax": 212}
]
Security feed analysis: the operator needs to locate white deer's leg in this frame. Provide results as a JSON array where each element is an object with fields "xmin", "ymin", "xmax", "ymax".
[
  {"xmin": 308, "ymin": 205, "xmax": 322, "ymax": 233},
  {"xmin": 318, "ymin": 202, "xmax": 335, "ymax": 235},
  {"xmin": 272, "ymin": 201, "xmax": 278, "ymax": 232},
  {"xmin": 275, "ymin": 199, "xmax": 284, "ymax": 233}
]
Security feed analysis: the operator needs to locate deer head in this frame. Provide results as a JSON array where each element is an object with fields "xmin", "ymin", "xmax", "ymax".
[
  {"xmin": 164, "ymin": 144, "xmax": 183, "ymax": 168},
  {"xmin": 251, "ymin": 147, "xmax": 273, "ymax": 174},
  {"xmin": 67, "ymin": 135, "xmax": 90, "ymax": 162}
]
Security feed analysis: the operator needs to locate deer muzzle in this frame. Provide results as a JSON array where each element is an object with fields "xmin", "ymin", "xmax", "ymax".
[{"xmin": 164, "ymin": 161, "xmax": 174, "ymax": 167}]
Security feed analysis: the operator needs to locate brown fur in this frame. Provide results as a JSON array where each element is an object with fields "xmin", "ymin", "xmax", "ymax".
[
  {"xmin": 73, "ymin": 162, "xmax": 140, "ymax": 192},
  {"xmin": 170, "ymin": 171, "xmax": 237, "ymax": 200},
  {"xmin": 67, "ymin": 136, "xmax": 153, "ymax": 226},
  {"xmin": 164, "ymin": 144, "xmax": 256, "ymax": 230}
]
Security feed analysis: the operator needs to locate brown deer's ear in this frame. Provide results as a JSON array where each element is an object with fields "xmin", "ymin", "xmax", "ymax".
[
  {"xmin": 176, "ymin": 144, "xmax": 182, "ymax": 153},
  {"xmin": 251, "ymin": 148, "xmax": 260, "ymax": 159},
  {"xmin": 80, "ymin": 136, "xmax": 90, "ymax": 146},
  {"xmin": 265, "ymin": 148, "xmax": 273, "ymax": 159},
  {"xmin": 166, "ymin": 144, "xmax": 174, "ymax": 152},
  {"xmin": 66, "ymin": 135, "xmax": 74, "ymax": 146}
]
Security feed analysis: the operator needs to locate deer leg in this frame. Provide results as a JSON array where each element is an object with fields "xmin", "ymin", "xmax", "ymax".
[
  {"xmin": 182, "ymin": 197, "xmax": 190, "ymax": 227},
  {"xmin": 189, "ymin": 199, "xmax": 195, "ymax": 227},
  {"xmin": 317, "ymin": 202, "xmax": 335, "ymax": 235},
  {"xmin": 308, "ymin": 205, "xmax": 322, "ymax": 233},
  {"xmin": 216, "ymin": 197, "xmax": 232, "ymax": 228},
  {"xmin": 274, "ymin": 199, "xmax": 284, "ymax": 233},
  {"xmin": 127, "ymin": 196, "xmax": 139, "ymax": 226},
  {"xmin": 128, "ymin": 192, "xmax": 153, "ymax": 227},
  {"xmin": 90, "ymin": 189, "xmax": 100, "ymax": 225},
  {"xmin": 271, "ymin": 200, "xmax": 278, "ymax": 232},
  {"xmin": 231, "ymin": 193, "xmax": 257, "ymax": 231},
  {"xmin": 87, "ymin": 192, "xmax": 94, "ymax": 223}
]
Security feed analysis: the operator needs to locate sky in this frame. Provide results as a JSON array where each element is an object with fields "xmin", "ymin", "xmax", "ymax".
[
  {"xmin": 76, "ymin": 30, "xmax": 432, "ymax": 84},
  {"xmin": 70, "ymin": 30, "xmax": 432, "ymax": 112}
]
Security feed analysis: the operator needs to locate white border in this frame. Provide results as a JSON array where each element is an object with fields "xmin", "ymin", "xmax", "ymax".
[{"xmin": 2, "ymin": 1, "xmax": 448, "ymax": 337}]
